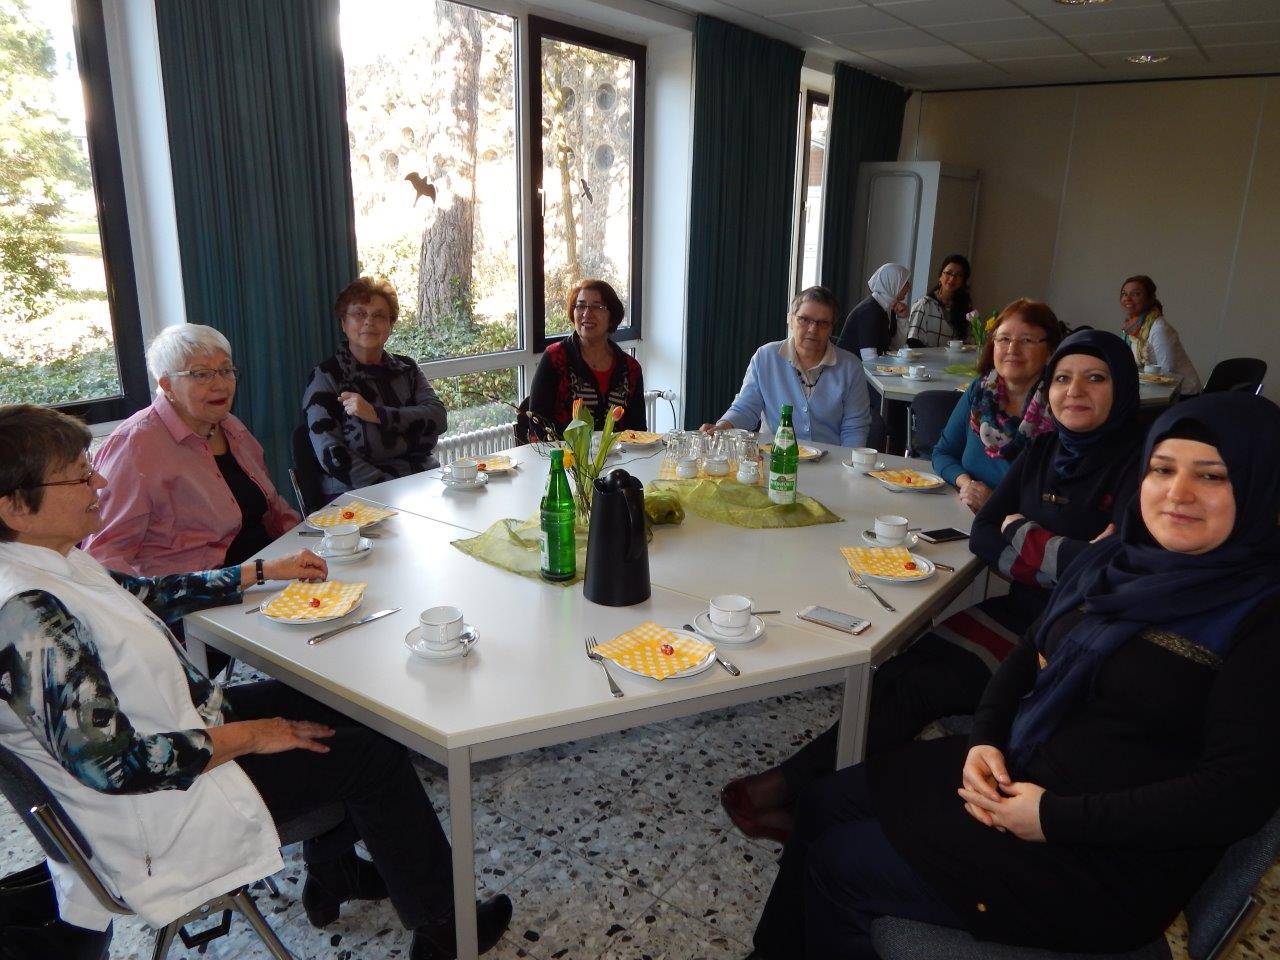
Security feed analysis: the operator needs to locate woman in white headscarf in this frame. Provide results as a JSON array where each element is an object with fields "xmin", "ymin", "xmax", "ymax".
[{"xmin": 835, "ymin": 263, "xmax": 911, "ymax": 358}]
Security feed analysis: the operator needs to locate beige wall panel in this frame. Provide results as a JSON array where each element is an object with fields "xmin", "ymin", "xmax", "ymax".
[
  {"xmin": 1218, "ymin": 78, "xmax": 1280, "ymax": 399},
  {"xmin": 900, "ymin": 87, "xmax": 1075, "ymax": 313},
  {"xmin": 1048, "ymin": 78, "xmax": 1266, "ymax": 381}
]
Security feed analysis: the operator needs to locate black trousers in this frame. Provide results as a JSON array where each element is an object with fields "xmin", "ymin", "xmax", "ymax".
[
  {"xmin": 227, "ymin": 681, "xmax": 453, "ymax": 929},
  {"xmin": 780, "ymin": 634, "xmax": 992, "ymax": 791},
  {"xmin": 753, "ymin": 762, "xmax": 962, "ymax": 959}
]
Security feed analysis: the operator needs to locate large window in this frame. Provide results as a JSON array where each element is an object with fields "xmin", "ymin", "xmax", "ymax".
[
  {"xmin": 529, "ymin": 16, "xmax": 645, "ymax": 346},
  {"xmin": 0, "ymin": 0, "xmax": 146, "ymax": 422},
  {"xmin": 792, "ymin": 90, "xmax": 828, "ymax": 294}
]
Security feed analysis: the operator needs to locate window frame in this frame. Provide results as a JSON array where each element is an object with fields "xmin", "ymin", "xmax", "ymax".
[
  {"xmin": 526, "ymin": 15, "xmax": 646, "ymax": 352},
  {"xmin": 49, "ymin": 0, "xmax": 149, "ymax": 424},
  {"xmin": 790, "ymin": 89, "xmax": 829, "ymax": 296}
]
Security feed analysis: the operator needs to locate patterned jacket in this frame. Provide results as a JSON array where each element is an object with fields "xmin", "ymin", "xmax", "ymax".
[
  {"xmin": 525, "ymin": 334, "xmax": 645, "ymax": 440},
  {"xmin": 301, "ymin": 343, "xmax": 447, "ymax": 495}
]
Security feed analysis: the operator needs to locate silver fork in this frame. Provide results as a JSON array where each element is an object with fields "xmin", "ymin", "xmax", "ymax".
[
  {"xmin": 584, "ymin": 636, "xmax": 624, "ymax": 698},
  {"xmin": 848, "ymin": 569, "xmax": 896, "ymax": 612}
]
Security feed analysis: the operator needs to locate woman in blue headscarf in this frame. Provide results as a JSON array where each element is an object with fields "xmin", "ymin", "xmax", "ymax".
[{"xmin": 750, "ymin": 392, "xmax": 1280, "ymax": 959}]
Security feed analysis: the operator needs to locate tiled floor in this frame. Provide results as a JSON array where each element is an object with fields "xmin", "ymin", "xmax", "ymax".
[{"xmin": 3, "ymin": 682, "xmax": 1278, "ymax": 960}]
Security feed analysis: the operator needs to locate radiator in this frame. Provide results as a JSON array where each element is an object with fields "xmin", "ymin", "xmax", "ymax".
[{"xmin": 435, "ymin": 422, "xmax": 517, "ymax": 466}]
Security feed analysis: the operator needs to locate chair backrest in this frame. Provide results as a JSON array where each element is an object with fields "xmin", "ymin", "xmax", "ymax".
[
  {"xmin": 910, "ymin": 390, "xmax": 962, "ymax": 459},
  {"xmin": 866, "ymin": 407, "xmax": 887, "ymax": 452},
  {"xmin": 291, "ymin": 424, "xmax": 328, "ymax": 515},
  {"xmin": 1203, "ymin": 357, "xmax": 1266, "ymax": 395},
  {"xmin": 1184, "ymin": 804, "xmax": 1280, "ymax": 959}
]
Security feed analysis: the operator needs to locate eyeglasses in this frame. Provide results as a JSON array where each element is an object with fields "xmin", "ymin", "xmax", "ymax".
[
  {"xmin": 993, "ymin": 335, "xmax": 1048, "ymax": 348},
  {"xmin": 940, "ymin": 270, "xmax": 966, "ymax": 279},
  {"xmin": 794, "ymin": 316, "xmax": 833, "ymax": 330},
  {"xmin": 346, "ymin": 308, "xmax": 391, "ymax": 323},
  {"xmin": 5, "ymin": 465, "xmax": 98, "ymax": 494},
  {"xmin": 172, "ymin": 366, "xmax": 239, "ymax": 385},
  {"xmin": 573, "ymin": 302, "xmax": 609, "ymax": 314}
]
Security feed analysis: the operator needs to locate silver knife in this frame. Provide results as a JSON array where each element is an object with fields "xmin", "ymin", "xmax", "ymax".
[
  {"xmin": 715, "ymin": 655, "xmax": 741, "ymax": 676},
  {"xmin": 307, "ymin": 607, "xmax": 401, "ymax": 645}
]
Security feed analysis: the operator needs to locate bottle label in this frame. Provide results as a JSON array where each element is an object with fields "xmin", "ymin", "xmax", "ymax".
[
  {"xmin": 539, "ymin": 529, "xmax": 550, "ymax": 568},
  {"xmin": 774, "ymin": 432, "xmax": 796, "ymax": 450},
  {"xmin": 768, "ymin": 470, "xmax": 797, "ymax": 504}
]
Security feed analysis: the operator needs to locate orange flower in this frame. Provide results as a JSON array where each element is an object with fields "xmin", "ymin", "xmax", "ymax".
[
  {"xmin": 562, "ymin": 448, "xmax": 575, "ymax": 469},
  {"xmin": 610, "ymin": 405, "xmax": 624, "ymax": 422},
  {"xmin": 571, "ymin": 398, "xmax": 586, "ymax": 423}
]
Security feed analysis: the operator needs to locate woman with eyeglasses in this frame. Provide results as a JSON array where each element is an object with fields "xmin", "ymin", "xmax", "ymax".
[
  {"xmin": 905, "ymin": 254, "xmax": 972, "ymax": 348},
  {"xmin": 87, "ymin": 324, "xmax": 299, "ymax": 578},
  {"xmin": 522, "ymin": 279, "xmax": 646, "ymax": 440},
  {"xmin": 703, "ymin": 286, "xmax": 871, "ymax": 446},
  {"xmin": 932, "ymin": 299, "xmax": 1062, "ymax": 513},
  {"xmin": 302, "ymin": 277, "xmax": 447, "ymax": 497},
  {"xmin": 1119, "ymin": 275, "xmax": 1201, "ymax": 394}
]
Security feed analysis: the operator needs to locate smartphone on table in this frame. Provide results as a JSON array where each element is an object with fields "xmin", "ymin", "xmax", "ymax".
[
  {"xmin": 918, "ymin": 527, "xmax": 968, "ymax": 544},
  {"xmin": 798, "ymin": 605, "xmax": 871, "ymax": 635}
]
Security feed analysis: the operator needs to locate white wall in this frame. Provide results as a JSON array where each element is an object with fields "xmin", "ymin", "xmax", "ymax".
[{"xmin": 900, "ymin": 76, "xmax": 1280, "ymax": 397}]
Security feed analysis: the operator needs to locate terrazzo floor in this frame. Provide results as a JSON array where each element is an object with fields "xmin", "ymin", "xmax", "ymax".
[{"xmin": 3, "ymin": 679, "xmax": 1278, "ymax": 960}]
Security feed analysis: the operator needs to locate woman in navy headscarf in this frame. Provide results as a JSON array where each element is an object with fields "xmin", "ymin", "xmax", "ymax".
[{"xmin": 749, "ymin": 392, "xmax": 1280, "ymax": 959}]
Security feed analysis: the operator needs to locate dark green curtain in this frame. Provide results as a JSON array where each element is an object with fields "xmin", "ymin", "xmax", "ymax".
[
  {"xmin": 819, "ymin": 63, "xmax": 908, "ymax": 316},
  {"xmin": 155, "ymin": 0, "xmax": 356, "ymax": 491},
  {"xmin": 684, "ymin": 17, "xmax": 803, "ymax": 429}
]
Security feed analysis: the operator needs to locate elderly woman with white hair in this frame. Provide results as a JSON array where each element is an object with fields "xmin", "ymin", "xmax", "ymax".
[{"xmin": 85, "ymin": 324, "xmax": 299, "ymax": 578}]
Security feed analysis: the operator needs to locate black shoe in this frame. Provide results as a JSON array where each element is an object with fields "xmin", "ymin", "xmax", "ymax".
[
  {"xmin": 411, "ymin": 894, "xmax": 513, "ymax": 959},
  {"xmin": 301, "ymin": 849, "xmax": 389, "ymax": 928}
]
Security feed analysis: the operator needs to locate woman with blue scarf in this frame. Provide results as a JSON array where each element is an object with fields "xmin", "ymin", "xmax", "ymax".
[{"xmin": 749, "ymin": 392, "xmax": 1280, "ymax": 958}]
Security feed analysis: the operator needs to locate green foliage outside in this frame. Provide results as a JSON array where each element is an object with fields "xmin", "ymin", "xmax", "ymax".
[{"xmin": 0, "ymin": 333, "xmax": 119, "ymax": 405}]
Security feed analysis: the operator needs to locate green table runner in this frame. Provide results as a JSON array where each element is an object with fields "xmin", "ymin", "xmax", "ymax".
[{"xmin": 647, "ymin": 478, "xmax": 841, "ymax": 529}]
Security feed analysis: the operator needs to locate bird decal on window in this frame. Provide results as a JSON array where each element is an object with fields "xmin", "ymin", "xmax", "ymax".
[
  {"xmin": 579, "ymin": 178, "xmax": 594, "ymax": 203},
  {"xmin": 404, "ymin": 172, "xmax": 437, "ymax": 206}
]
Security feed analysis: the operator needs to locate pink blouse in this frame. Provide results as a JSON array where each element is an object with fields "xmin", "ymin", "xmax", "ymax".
[{"xmin": 84, "ymin": 393, "xmax": 300, "ymax": 576}]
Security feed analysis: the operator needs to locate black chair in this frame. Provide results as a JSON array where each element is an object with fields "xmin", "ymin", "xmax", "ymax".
[
  {"xmin": 1203, "ymin": 357, "xmax": 1266, "ymax": 396},
  {"xmin": 290, "ymin": 424, "xmax": 330, "ymax": 516},
  {"xmin": 866, "ymin": 407, "xmax": 887, "ymax": 452},
  {"xmin": 0, "ymin": 742, "xmax": 344, "ymax": 960},
  {"xmin": 909, "ymin": 390, "xmax": 962, "ymax": 460},
  {"xmin": 871, "ymin": 804, "xmax": 1280, "ymax": 960}
]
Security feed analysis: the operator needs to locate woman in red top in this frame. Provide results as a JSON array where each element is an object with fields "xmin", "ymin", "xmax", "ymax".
[{"xmin": 522, "ymin": 279, "xmax": 646, "ymax": 440}]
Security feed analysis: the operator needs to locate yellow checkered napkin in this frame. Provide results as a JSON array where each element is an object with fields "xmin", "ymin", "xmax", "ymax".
[
  {"xmin": 307, "ymin": 502, "xmax": 397, "ymax": 528},
  {"xmin": 619, "ymin": 430, "xmax": 663, "ymax": 444},
  {"xmin": 841, "ymin": 546, "xmax": 930, "ymax": 580},
  {"xmin": 867, "ymin": 468, "xmax": 944, "ymax": 489},
  {"xmin": 262, "ymin": 581, "xmax": 366, "ymax": 621},
  {"xmin": 594, "ymin": 621, "xmax": 715, "ymax": 680},
  {"xmin": 473, "ymin": 454, "xmax": 512, "ymax": 472}
]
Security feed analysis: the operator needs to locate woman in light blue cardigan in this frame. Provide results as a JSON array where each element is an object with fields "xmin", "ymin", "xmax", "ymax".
[{"xmin": 705, "ymin": 287, "xmax": 871, "ymax": 448}]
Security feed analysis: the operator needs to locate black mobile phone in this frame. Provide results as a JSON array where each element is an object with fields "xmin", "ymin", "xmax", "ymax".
[{"xmin": 918, "ymin": 527, "xmax": 969, "ymax": 544}]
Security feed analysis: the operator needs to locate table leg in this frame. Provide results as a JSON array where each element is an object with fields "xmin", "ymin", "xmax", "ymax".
[
  {"xmin": 447, "ymin": 746, "xmax": 478, "ymax": 960},
  {"xmin": 182, "ymin": 620, "xmax": 209, "ymax": 675},
  {"xmin": 834, "ymin": 663, "xmax": 872, "ymax": 769}
]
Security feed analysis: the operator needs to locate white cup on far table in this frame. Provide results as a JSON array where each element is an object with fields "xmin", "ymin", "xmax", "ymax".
[
  {"xmin": 948, "ymin": 339, "xmax": 964, "ymax": 351},
  {"xmin": 447, "ymin": 458, "xmax": 479, "ymax": 481},
  {"xmin": 860, "ymin": 347, "xmax": 879, "ymax": 361},
  {"xmin": 419, "ymin": 605, "xmax": 465, "ymax": 650},
  {"xmin": 709, "ymin": 594, "xmax": 753, "ymax": 636},
  {"xmin": 908, "ymin": 363, "xmax": 927, "ymax": 379},
  {"xmin": 897, "ymin": 347, "xmax": 914, "ymax": 360},
  {"xmin": 321, "ymin": 522, "xmax": 361, "ymax": 555},
  {"xmin": 874, "ymin": 515, "xmax": 910, "ymax": 546},
  {"xmin": 850, "ymin": 447, "xmax": 878, "ymax": 472},
  {"xmin": 1143, "ymin": 363, "xmax": 1164, "ymax": 375}
]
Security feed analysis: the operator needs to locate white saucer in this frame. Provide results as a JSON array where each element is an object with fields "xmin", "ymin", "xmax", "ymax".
[
  {"xmin": 902, "ymin": 374, "xmax": 933, "ymax": 382},
  {"xmin": 441, "ymin": 471, "xmax": 489, "ymax": 489},
  {"xmin": 842, "ymin": 459, "xmax": 886, "ymax": 474},
  {"xmin": 405, "ymin": 625, "xmax": 479, "ymax": 660},
  {"xmin": 692, "ymin": 611, "xmax": 765, "ymax": 644},
  {"xmin": 861, "ymin": 530, "xmax": 921, "ymax": 549},
  {"xmin": 314, "ymin": 537, "xmax": 373, "ymax": 563}
]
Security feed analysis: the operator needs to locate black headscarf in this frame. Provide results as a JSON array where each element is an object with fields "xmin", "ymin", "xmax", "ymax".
[
  {"xmin": 1006, "ymin": 392, "xmax": 1280, "ymax": 769},
  {"xmin": 1045, "ymin": 330, "xmax": 1139, "ymax": 476}
]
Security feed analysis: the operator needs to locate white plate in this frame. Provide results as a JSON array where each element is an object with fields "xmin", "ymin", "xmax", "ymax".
[
  {"xmin": 873, "ymin": 471, "xmax": 947, "ymax": 492},
  {"xmin": 842, "ymin": 459, "xmax": 886, "ymax": 474},
  {"xmin": 314, "ymin": 537, "xmax": 373, "ymax": 563},
  {"xmin": 692, "ymin": 611, "xmax": 765, "ymax": 644},
  {"xmin": 305, "ymin": 509, "xmax": 388, "ymax": 531},
  {"xmin": 405, "ymin": 625, "xmax": 479, "ymax": 660},
  {"xmin": 861, "ymin": 530, "xmax": 920, "ymax": 549},
  {"xmin": 606, "ymin": 629, "xmax": 717, "ymax": 680},
  {"xmin": 858, "ymin": 553, "xmax": 937, "ymax": 585},
  {"xmin": 262, "ymin": 593, "xmax": 363, "ymax": 625},
  {"xmin": 441, "ymin": 471, "xmax": 489, "ymax": 489},
  {"xmin": 471, "ymin": 456, "xmax": 515, "ymax": 474},
  {"xmin": 901, "ymin": 374, "xmax": 933, "ymax": 382}
]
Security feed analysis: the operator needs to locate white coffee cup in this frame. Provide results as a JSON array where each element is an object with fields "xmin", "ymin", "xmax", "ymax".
[
  {"xmin": 897, "ymin": 347, "xmax": 914, "ymax": 359},
  {"xmin": 448, "ymin": 458, "xmax": 478, "ymax": 482},
  {"xmin": 676, "ymin": 457, "xmax": 700, "ymax": 479},
  {"xmin": 850, "ymin": 447, "xmax": 877, "ymax": 472},
  {"xmin": 703, "ymin": 456, "xmax": 729, "ymax": 477},
  {"xmin": 321, "ymin": 522, "xmax": 361, "ymax": 554},
  {"xmin": 860, "ymin": 347, "xmax": 879, "ymax": 361},
  {"xmin": 1143, "ymin": 363, "xmax": 1164, "ymax": 375},
  {"xmin": 419, "ymin": 605, "xmax": 465, "ymax": 649},
  {"xmin": 709, "ymin": 594, "xmax": 753, "ymax": 636},
  {"xmin": 908, "ymin": 363, "xmax": 927, "ymax": 379},
  {"xmin": 948, "ymin": 339, "xmax": 964, "ymax": 351},
  {"xmin": 874, "ymin": 514, "xmax": 910, "ymax": 546}
]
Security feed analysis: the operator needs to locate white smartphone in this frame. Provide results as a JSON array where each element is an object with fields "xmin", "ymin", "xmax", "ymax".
[{"xmin": 797, "ymin": 605, "xmax": 871, "ymax": 635}]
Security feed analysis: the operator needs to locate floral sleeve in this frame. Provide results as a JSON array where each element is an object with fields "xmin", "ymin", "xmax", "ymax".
[
  {"xmin": 0, "ymin": 590, "xmax": 214, "ymax": 794},
  {"xmin": 109, "ymin": 566, "xmax": 243, "ymax": 623}
]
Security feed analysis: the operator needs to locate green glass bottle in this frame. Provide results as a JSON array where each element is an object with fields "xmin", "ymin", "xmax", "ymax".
[
  {"xmin": 768, "ymin": 404, "xmax": 798, "ymax": 505},
  {"xmin": 540, "ymin": 448, "xmax": 576, "ymax": 581}
]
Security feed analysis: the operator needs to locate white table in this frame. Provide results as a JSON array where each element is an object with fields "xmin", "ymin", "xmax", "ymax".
[{"xmin": 186, "ymin": 443, "xmax": 982, "ymax": 959}]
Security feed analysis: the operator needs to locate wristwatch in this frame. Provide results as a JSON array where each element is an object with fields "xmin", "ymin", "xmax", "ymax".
[{"xmin": 254, "ymin": 558, "xmax": 265, "ymax": 585}]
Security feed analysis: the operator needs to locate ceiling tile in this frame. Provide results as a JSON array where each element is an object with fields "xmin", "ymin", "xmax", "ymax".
[
  {"xmin": 959, "ymin": 35, "xmax": 1078, "ymax": 59},
  {"xmin": 930, "ymin": 18, "xmax": 1055, "ymax": 43},
  {"xmin": 769, "ymin": 5, "xmax": 906, "ymax": 35},
  {"xmin": 992, "ymin": 53, "xmax": 1102, "ymax": 79},
  {"xmin": 912, "ymin": 61, "xmax": 1016, "ymax": 89},
  {"xmin": 1072, "ymin": 28, "xmax": 1192, "ymax": 54},
  {"xmin": 1169, "ymin": 0, "xmax": 1280, "ymax": 27},
  {"xmin": 1194, "ymin": 22, "xmax": 1280, "ymax": 45},
  {"xmin": 713, "ymin": 0, "xmax": 867, "ymax": 16},
  {"xmin": 1198, "ymin": 41, "xmax": 1280, "ymax": 68},
  {"xmin": 866, "ymin": 45, "xmax": 980, "ymax": 67},
  {"xmin": 868, "ymin": 0, "xmax": 1023, "ymax": 27},
  {"xmin": 825, "ymin": 25, "xmax": 945, "ymax": 48},
  {"xmin": 1037, "ymin": 6, "xmax": 1179, "ymax": 37}
]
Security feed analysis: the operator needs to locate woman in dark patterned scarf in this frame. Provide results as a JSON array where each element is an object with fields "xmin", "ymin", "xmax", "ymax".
[{"xmin": 302, "ymin": 277, "xmax": 447, "ymax": 497}]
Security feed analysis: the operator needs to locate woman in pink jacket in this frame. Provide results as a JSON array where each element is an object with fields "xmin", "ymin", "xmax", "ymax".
[{"xmin": 86, "ymin": 324, "xmax": 299, "ymax": 577}]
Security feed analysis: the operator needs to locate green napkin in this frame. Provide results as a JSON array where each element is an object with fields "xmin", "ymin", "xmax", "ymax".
[
  {"xmin": 451, "ymin": 515, "xmax": 588, "ymax": 586},
  {"xmin": 944, "ymin": 364, "xmax": 977, "ymax": 377},
  {"xmin": 648, "ymin": 478, "xmax": 841, "ymax": 529}
]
